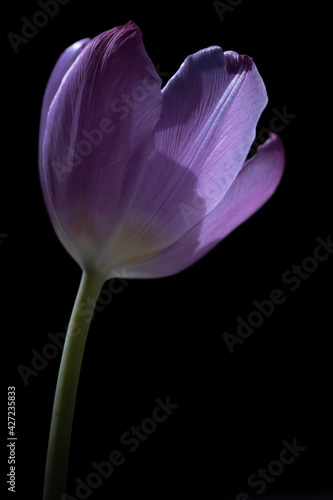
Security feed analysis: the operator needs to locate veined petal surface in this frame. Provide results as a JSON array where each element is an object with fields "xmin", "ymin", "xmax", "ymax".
[
  {"xmin": 40, "ymin": 22, "xmax": 162, "ymax": 271},
  {"xmin": 120, "ymin": 134, "xmax": 285, "ymax": 278}
]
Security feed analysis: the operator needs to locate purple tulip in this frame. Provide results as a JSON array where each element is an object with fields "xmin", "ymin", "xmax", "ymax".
[{"xmin": 39, "ymin": 21, "xmax": 285, "ymax": 280}]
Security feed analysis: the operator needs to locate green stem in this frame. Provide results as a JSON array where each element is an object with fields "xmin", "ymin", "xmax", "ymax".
[{"xmin": 43, "ymin": 270, "xmax": 106, "ymax": 500}]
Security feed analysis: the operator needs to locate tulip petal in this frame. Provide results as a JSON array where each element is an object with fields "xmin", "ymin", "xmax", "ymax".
[
  {"xmin": 151, "ymin": 47, "xmax": 268, "ymax": 220},
  {"xmin": 39, "ymin": 38, "xmax": 90, "ymax": 169},
  {"xmin": 104, "ymin": 46, "xmax": 269, "ymax": 276},
  {"xmin": 39, "ymin": 26, "xmax": 284, "ymax": 280},
  {"xmin": 38, "ymin": 38, "xmax": 91, "ymax": 266},
  {"xmin": 40, "ymin": 22, "xmax": 162, "ymax": 271},
  {"xmin": 121, "ymin": 133, "xmax": 285, "ymax": 278}
]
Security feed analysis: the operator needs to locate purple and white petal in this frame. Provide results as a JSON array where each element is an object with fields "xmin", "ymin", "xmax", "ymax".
[
  {"xmin": 150, "ymin": 47, "xmax": 267, "ymax": 219},
  {"xmin": 121, "ymin": 134, "xmax": 285, "ymax": 278},
  {"xmin": 106, "ymin": 46, "xmax": 269, "ymax": 276}
]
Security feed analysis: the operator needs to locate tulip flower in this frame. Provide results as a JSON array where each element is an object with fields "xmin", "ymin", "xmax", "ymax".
[{"xmin": 39, "ymin": 21, "xmax": 285, "ymax": 500}]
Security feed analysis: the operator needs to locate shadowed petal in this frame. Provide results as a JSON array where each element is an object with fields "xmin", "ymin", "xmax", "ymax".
[
  {"xmin": 146, "ymin": 47, "xmax": 268, "ymax": 226},
  {"xmin": 120, "ymin": 134, "xmax": 285, "ymax": 278},
  {"xmin": 40, "ymin": 22, "xmax": 162, "ymax": 270},
  {"xmin": 109, "ymin": 47, "xmax": 269, "ymax": 273}
]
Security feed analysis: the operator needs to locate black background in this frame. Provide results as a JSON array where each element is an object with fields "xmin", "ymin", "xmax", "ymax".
[{"xmin": 2, "ymin": 1, "xmax": 332, "ymax": 499}]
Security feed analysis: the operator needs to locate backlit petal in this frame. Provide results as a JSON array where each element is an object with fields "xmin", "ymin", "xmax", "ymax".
[{"xmin": 121, "ymin": 134, "xmax": 285, "ymax": 278}]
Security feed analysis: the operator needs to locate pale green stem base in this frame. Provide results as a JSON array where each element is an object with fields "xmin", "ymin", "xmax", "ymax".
[{"xmin": 43, "ymin": 270, "xmax": 106, "ymax": 500}]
